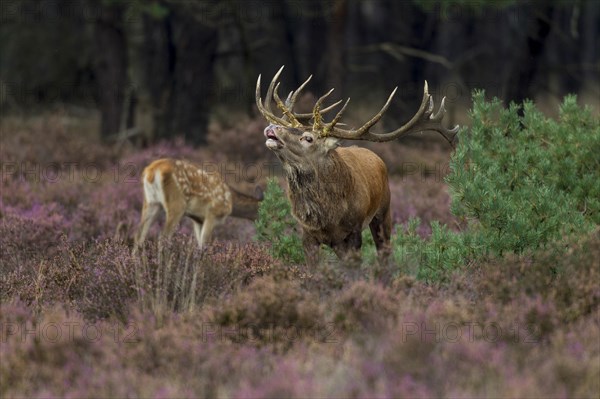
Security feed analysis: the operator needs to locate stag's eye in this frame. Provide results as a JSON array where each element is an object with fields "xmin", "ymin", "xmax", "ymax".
[{"xmin": 300, "ymin": 133, "xmax": 314, "ymax": 144}]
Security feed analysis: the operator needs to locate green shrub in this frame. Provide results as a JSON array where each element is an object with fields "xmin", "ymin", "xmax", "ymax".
[
  {"xmin": 361, "ymin": 229, "xmax": 378, "ymax": 265},
  {"xmin": 394, "ymin": 92, "xmax": 599, "ymax": 281},
  {"xmin": 446, "ymin": 92, "xmax": 598, "ymax": 255},
  {"xmin": 255, "ymin": 179, "xmax": 305, "ymax": 264},
  {"xmin": 392, "ymin": 218, "xmax": 484, "ymax": 282}
]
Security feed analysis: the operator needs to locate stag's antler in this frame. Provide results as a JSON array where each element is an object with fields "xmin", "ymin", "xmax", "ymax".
[
  {"xmin": 256, "ymin": 66, "xmax": 459, "ymax": 145},
  {"xmin": 328, "ymin": 82, "xmax": 458, "ymax": 145},
  {"xmin": 256, "ymin": 66, "xmax": 343, "ymax": 128}
]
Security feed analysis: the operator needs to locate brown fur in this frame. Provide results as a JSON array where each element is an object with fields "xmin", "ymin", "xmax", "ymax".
[
  {"xmin": 265, "ymin": 126, "xmax": 392, "ymax": 265},
  {"xmin": 229, "ymin": 185, "xmax": 263, "ymax": 220},
  {"xmin": 134, "ymin": 158, "xmax": 262, "ymax": 251}
]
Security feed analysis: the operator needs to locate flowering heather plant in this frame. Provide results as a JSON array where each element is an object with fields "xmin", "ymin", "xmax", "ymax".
[
  {"xmin": 79, "ymin": 178, "xmax": 143, "ymax": 241},
  {"xmin": 332, "ymin": 280, "xmax": 399, "ymax": 333},
  {"xmin": 73, "ymin": 239, "xmax": 138, "ymax": 320},
  {"xmin": 2, "ymin": 237, "xmax": 599, "ymax": 398},
  {"xmin": 469, "ymin": 228, "xmax": 600, "ymax": 323},
  {"xmin": 134, "ymin": 236, "xmax": 278, "ymax": 320},
  {"xmin": 1, "ymin": 178, "xmax": 141, "ymax": 245},
  {"xmin": 0, "ymin": 202, "xmax": 69, "ymax": 269},
  {"xmin": 0, "ymin": 112, "xmax": 117, "ymax": 168},
  {"xmin": 210, "ymin": 276, "xmax": 325, "ymax": 344},
  {"xmin": 0, "ymin": 178, "xmax": 36, "ymax": 209},
  {"xmin": 0, "ymin": 237, "xmax": 136, "ymax": 318},
  {"xmin": 1, "ymin": 304, "xmax": 205, "ymax": 398},
  {"xmin": 1, "ymin": 110, "xmax": 599, "ymax": 398}
]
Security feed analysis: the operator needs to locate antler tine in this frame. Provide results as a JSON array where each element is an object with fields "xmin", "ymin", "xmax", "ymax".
[
  {"xmin": 312, "ymin": 88, "xmax": 335, "ymax": 131},
  {"xmin": 277, "ymin": 73, "xmax": 342, "ymax": 125},
  {"xmin": 273, "ymin": 82, "xmax": 302, "ymax": 127},
  {"xmin": 256, "ymin": 66, "xmax": 338, "ymax": 128},
  {"xmin": 285, "ymin": 91, "xmax": 293, "ymax": 107},
  {"xmin": 323, "ymin": 97, "xmax": 350, "ymax": 135},
  {"xmin": 333, "ymin": 87, "xmax": 397, "ymax": 139},
  {"xmin": 287, "ymin": 74, "xmax": 312, "ymax": 111},
  {"xmin": 294, "ymin": 100, "xmax": 343, "ymax": 120},
  {"xmin": 430, "ymin": 96, "xmax": 459, "ymax": 144},
  {"xmin": 330, "ymin": 81, "xmax": 458, "ymax": 145},
  {"xmin": 255, "ymin": 73, "xmax": 291, "ymax": 127},
  {"xmin": 264, "ymin": 65, "xmax": 285, "ymax": 116}
]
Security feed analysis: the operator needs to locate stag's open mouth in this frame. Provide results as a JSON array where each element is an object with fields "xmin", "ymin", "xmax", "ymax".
[{"xmin": 264, "ymin": 127, "xmax": 283, "ymax": 149}]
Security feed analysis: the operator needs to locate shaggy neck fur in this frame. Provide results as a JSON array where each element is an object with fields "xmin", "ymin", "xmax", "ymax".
[{"xmin": 284, "ymin": 151, "xmax": 354, "ymax": 230}]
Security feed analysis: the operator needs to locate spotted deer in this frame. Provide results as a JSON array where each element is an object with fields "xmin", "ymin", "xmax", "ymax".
[
  {"xmin": 134, "ymin": 158, "xmax": 263, "ymax": 250},
  {"xmin": 256, "ymin": 66, "xmax": 458, "ymax": 265}
]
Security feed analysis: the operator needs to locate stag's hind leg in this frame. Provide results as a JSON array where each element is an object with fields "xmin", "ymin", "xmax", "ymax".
[{"xmin": 369, "ymin": 207, "xmax": 392, "ymax": 259}]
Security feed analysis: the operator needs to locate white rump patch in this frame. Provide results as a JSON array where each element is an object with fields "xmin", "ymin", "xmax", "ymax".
[{"xmin": 143, "ymin": 170, "xmax": 166, "ymax": 208}]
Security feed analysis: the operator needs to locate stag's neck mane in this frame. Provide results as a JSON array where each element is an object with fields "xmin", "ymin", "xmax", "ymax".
[{"xmin": 283, "ymin": 150, "xmax": 353, "ymax": 229}]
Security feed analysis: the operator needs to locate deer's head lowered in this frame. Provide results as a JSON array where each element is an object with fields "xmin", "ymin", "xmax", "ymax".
[
  {"xmin": 256, "ymin": 66, "xmax": 458, "ymax": 265},
  {"xmin": 134, "ymin": 158, "xmax": 263, "ymax": 252}
]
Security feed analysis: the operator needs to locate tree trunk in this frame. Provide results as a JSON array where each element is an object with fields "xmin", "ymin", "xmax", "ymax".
[
  {"xmin": 168, "ymin": 8, "xmax": 218, "ymax": 144},
  {"xmin": 580, "ymin": 2, "xmax": 600, "ymax": 91},
  {"xmin": 305, "ymin": 1, "xmax": 329, "ymax": 95},
  {"xmin": 90, "ymin": 1, "xmax": 127, "ymax": 139},
  {"xmin": 504, "ymin": 5, "xmax": 554, "ymax": 105},
  {"xmin": 136, "ymin": 5, "xmax": 218, "ymax": 145},
  {"xmin": 327, "ymin": 0, "xmax": 348, "ymax": 98}
]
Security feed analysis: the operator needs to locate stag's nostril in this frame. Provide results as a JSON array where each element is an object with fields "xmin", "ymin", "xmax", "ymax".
[{"xmin": 264, "ymin": 127, "xmax": 278, "ymax": 140}]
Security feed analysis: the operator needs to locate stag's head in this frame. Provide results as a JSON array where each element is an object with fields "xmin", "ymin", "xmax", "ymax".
[
  {"xmin": 263, "ymin": 123, "xmax": 341, "ymax": 166},
  {"xmin": 256, "ymin": 66, "xmax": 459, "ymax": 167}
]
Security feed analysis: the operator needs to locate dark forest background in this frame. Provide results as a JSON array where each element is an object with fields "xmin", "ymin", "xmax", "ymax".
[{"xmin": 1, "ymin": 0, "xmax": 598, "ymax": 144}]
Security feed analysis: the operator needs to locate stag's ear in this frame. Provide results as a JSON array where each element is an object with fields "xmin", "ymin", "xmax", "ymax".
[{"xmin": 323, "ymin": 137, "xmax": 340, "ymax": 152}]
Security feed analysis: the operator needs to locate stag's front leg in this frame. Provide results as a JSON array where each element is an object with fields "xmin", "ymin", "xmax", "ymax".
[
  {"xmin": 302, "ymin": 232, "xmax": 320, "ymax": 267},
  {"xmin": 332, "ymin": 230, "xmax": 362, "ymax": 264}
]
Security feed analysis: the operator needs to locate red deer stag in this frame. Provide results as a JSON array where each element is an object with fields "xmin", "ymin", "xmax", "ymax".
[
  {"xmin": 256, "ymin": 66, "xmax": 458, "ymax": 265},
  {"xmin": 134, "ymin": 158, "xmax": 263, "ymax": 251}
]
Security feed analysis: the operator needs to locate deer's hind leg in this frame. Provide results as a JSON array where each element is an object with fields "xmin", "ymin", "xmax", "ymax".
[
  {"xmin": 134, "ymin": 200, "xmax": 161, "ymax": 251},
  {"xmin": 161, "ymin": 190, "xmax": 186, "ymax": 241}
]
